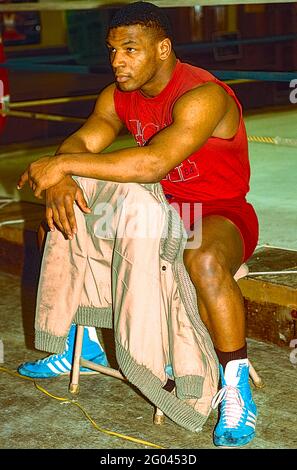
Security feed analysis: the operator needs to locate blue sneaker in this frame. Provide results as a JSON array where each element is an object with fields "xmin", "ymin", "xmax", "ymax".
[
  {"xmin": 18, "ymin": 325, "xmax": 108, "ymax": 378},
  {"xmin": 212, "ymin": 359, "xmax": 257, "ymax": 447}
]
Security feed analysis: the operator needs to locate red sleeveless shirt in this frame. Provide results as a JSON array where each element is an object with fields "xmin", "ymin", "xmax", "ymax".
[{"xmin": 114, "ymin": 60, "xmax": 250, "ymax": 203}]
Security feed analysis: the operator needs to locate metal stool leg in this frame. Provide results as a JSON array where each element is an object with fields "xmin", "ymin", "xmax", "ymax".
[{"xmin": 69, "ymin": 325, "xmax": 84, "ymax": 394}]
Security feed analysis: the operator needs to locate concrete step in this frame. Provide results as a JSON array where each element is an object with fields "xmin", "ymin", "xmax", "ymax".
[
  {"xmin": 0, "ymin": 200, "xmax": 44, "ymax": 277},
  {"xmin": 240, "ymin": 246, "xmax": 297, "ymax": 348},
  {"xmin": 1, "ymin": 201, "xmax": 296, "ymax": 349}
]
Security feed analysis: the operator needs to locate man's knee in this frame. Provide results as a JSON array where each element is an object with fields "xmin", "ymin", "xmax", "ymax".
[{"xmin": 183, "ymin": 246, "xmax": 228, "ymax": 289}]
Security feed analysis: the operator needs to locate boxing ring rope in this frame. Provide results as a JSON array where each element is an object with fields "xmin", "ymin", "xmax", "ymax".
[
  {"xmin": 8, "ymin": 95, "xmax": 99, "ymax": 108},
  {"xmin": 2, "ymin": 81, "xmax": 254, "ymax": 110},
  {"xmin": 0, "ymin": 7, "xmax": 295, "ymax": 144},
  {"xmin": 2, "ymin": 113, "xmax": 297, "ymax": 148},
  {"xmin": 5, "ymin": 83, "xmax": 254, "ymax": 111},
  {"xmin": 1, "ymin": 81, "xmax": 297, "ymax": 148},
  {"xmin": 247, "ymin": 135, "xmax": 297, "ymax": 147},
  {"xmin": 3, "ymin": 109, "xmax": 86, "ymax": 123},
  {"xmin": 0, "ymin": 0, "xmax": 296, "ymax": 13}
]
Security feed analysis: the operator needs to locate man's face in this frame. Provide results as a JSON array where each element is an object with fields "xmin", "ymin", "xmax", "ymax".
[{"xmin": 106, "ymin": 25, "xmax": 161, "ymax": 93}]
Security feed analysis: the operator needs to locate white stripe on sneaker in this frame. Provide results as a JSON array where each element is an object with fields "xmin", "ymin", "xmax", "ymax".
[
  {"xmin": 47, "ymin": 363, "xmax": 63, "ymax": 374},
  {"xmin": 54, "ymin": 361, "xmax": 69, "ymax": 373},
  {"xmin": 247, "ymin": 415, "xmax": 256, "ymax": 423},
  {"xmin": 246, "ymin": 421, "xmax": 256, "ymax": 429},
  {"xmin": 61, "ymin": 357, "xmax": 72, "ymax": 369}
]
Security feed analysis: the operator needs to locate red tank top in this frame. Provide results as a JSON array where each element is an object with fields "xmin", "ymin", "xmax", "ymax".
[{"xmin": 114, "ymin": 60, "xmax": 250, "ymax": 203}]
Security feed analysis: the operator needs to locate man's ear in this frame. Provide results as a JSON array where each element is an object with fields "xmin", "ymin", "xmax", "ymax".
[{"xmin": 159, "ymin": 38, "xmax": 172, "ymax": 61}]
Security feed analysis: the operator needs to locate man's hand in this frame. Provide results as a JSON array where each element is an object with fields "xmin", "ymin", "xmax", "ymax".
[
  {"xmin": 45, "ymin": 176, "xmax": 91, "ymax": 239},
  {"xmin": 17, "ymin": 155, "xmax": 67, "ymax": 198}
]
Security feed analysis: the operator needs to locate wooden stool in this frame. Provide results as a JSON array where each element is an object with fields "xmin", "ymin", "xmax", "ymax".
[
  {"xmin": 69, "ymin": 263, "xmax": 264, "ymax": 425},
  {"xmin": 69, "ymin": 325, "xmax": 126, "ymax": 395}
]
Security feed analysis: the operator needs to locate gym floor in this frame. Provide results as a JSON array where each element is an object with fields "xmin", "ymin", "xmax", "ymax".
[{"xmin": 0, "ymin": 106, "xmax": 297, "ymax": 449}]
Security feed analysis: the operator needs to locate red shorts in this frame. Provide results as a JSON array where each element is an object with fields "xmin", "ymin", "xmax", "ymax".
[{"xmin": 165, "ymin": 195, "xmax": 259, "ymax": 263}]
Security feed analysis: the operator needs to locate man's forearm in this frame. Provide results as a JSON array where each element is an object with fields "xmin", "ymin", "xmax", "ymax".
[{"xmin": 60, "ymin": 146, "xmax": 163, "ymax": 184}]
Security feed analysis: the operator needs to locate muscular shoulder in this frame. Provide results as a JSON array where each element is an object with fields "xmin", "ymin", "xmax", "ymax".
[
  {"xmin": 173, "ymin": 82, "xmax": 240, "ymax": 138},
  {"xmin": 173, "ymin": 82, "xmax": 228, "ymax": 124},
  {"xmin": 93, "ymin": 83, "xmax": 120, "ymax": 122},
  {"xmin": 176, "ymin": 82, "xmax": 228, "ymax": 111},
  {"xmin": 94, "ymin": 83, "xmax": 116, "ymax": 111}
]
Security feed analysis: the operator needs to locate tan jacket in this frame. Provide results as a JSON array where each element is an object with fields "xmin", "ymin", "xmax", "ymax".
[{"xmin": 35, "ymin": 177, "xmax": 219, "ymax": 432}]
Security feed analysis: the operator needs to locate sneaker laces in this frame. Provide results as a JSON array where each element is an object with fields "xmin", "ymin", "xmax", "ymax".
[{"xmin": 212, "ymin": 385, "xmax": 245, "ymax": 429}]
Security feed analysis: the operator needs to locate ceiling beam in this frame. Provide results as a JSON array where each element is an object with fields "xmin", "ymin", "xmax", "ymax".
[{"xmin": 0, "ymin": 1, "xmax": 296, "ymax": 12}]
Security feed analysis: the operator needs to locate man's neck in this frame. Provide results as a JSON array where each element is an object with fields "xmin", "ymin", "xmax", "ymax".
[{"xmin": 140, "ymin": 55, "xmax": 177, "ymax": 98}]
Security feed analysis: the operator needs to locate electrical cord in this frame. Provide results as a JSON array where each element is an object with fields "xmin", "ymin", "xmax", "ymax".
[{"xmin": 0, "ymin": 366, "xmax": 165, "ymax": 449}]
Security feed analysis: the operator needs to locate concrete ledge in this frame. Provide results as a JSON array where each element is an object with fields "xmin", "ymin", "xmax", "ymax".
[
  {"xmin": 0, "ymin": 201, "xmax": 44, "ymax": 244},
  {"xmin": 0, "ymin": 201, "xmax": 44, "ymax": 276},
  {"xmin": 240, "ymin": 246, "xmax": 297, "ymax": 347},
  {"xmin": 239, "ymin": 277, "xmax": 297, "ymax": 308}
]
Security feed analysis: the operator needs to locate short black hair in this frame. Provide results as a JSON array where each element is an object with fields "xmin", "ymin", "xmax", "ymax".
[{"xmin": 108, "ymin": 1, "xmax": 173, "ymax": 40}]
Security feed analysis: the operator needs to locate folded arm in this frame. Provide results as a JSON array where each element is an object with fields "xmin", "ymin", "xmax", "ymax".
[
  {"xmin": 19, "ymin": 82, "xmax": 234, "ymax": 199},
  {"xmin": 18, "ymin": 83, "xmax": 123, "ymax": 238}
]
